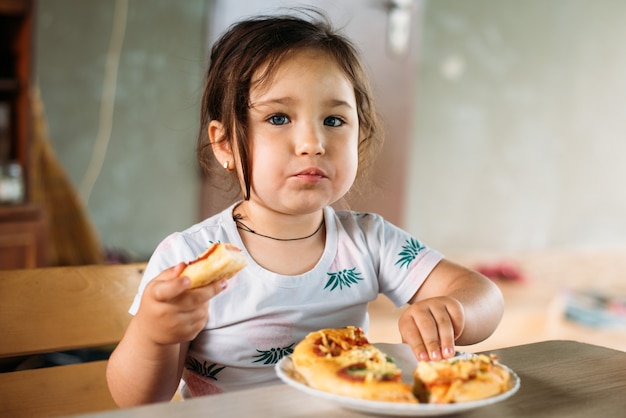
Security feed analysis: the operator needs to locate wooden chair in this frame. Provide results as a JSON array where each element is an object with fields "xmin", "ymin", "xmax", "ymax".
[{"xmin": 0, "ymin": 263, "xmax": 145, "ymax": 417}]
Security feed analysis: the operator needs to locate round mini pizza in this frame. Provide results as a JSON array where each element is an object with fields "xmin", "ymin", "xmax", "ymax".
[{"xmin": 291, "ymin": 326, "xmax": 417, "ymax": 403}]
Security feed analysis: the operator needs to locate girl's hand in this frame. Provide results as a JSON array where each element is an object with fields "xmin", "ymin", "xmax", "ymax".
[
  {"xmin": 398, "ymin": 296, "xmax": 465, "ymax": 361},
  {"xmin": 134, "ymin": 262, "xmax": 227, "ymax": 346}
]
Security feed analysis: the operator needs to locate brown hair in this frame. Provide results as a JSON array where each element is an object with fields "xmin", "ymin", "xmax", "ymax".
[{"xmin": 197, "ymin": 9, "xmax": 383, "ymax": 200}]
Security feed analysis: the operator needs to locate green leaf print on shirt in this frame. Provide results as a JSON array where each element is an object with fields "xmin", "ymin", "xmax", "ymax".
[
  {"xmin": 395, "ymin": 237, "xmax": 426, "ymax": 269},
  {"xmin": 252, "ymin": 343, "xmax": 295, "ymax": 365},
  {"xmin": 324, "ymin": 267, "xmax": 364, "ymax": 291},
  {"xmin": 186, "ymin": 357, "xmax": 226, "ymax": 381}
]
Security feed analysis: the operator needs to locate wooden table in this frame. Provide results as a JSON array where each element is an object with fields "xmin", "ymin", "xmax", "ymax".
[{"xmin": 73, "ymin": 340, "xmax": 626, "ymax": 418}]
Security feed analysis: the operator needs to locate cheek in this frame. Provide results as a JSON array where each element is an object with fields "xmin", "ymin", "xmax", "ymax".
[
  {"xmin": 254, "ymin": 143, "xmax": 277, "ymax": 162},
  {"xmin": 339, "ymin": 146, "xmax": 359, "ymax": 185},
  {"xmin": 249, "ymin": 147, "xmax": 279, "ymax": 183}
]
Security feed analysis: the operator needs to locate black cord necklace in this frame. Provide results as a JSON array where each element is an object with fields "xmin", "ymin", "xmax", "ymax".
[{"xmin": 233, "ymin": 213, "xmax": 325, "ymax": 242}]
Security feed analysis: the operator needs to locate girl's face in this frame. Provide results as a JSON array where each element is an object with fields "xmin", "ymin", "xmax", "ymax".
[{"xmin": 245, "ymin": 49, "xmax": 359, "ymax": 216}]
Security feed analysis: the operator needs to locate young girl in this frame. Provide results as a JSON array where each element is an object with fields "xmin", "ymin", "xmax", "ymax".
[{"xmin": 106, "ymin": 11, "xmax": 503, "ymax": 406}]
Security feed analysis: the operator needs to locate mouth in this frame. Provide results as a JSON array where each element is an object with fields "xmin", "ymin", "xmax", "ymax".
[{"xmin": 294, "ymin": 167, "xmax": 327, "ymax": 181}]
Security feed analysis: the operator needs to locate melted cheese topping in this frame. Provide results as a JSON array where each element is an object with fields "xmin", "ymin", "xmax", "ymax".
[
  {"xmin": 416, "ymin": 354, "xmax": 504, "ymax": 384},
  {"xmin": 314, "ymin": 326, "xmax": 366, "ymax": 357},
  {"xmin": 337, "ymin": 346, "xmax": 401, "ymax": 382},
  {"xmin": 311, "ymin": 327, "xmax": 401, "ymax": 383}
]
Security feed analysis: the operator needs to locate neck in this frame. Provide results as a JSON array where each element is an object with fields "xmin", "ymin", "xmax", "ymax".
[
  {"xmin": 234, "ymin": 213, "xmax": 324, "ymax": 242},
  {"xmin": 232, "ymin": 203, "xmax": 325, "ymax": 242}
]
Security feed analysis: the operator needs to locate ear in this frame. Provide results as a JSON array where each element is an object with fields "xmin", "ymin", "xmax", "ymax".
[{"xmin": 208, "ymin": 120, "xmax": 233, "ymax": 168}]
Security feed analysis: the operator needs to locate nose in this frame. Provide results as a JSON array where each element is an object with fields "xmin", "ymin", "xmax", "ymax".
[{"xmin": 295, "ymin": 123, "xmax": 325, "ymax": 156}]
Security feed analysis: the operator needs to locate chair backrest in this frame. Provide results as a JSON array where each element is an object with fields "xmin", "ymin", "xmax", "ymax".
[{"xmin": 0, "ymin": 263, "xmax": 145, "ymax": 417}]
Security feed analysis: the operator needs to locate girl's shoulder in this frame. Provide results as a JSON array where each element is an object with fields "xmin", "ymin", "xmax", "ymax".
[
  {"xmin": 331, "ymin": 207, "xmax": 384, "ymax": 222},
  {"xmin": 152, "ymin": 204, "xmax": 240, "ymax": 264},
  {"xmin": 178, "ymin": 202, "xmax": 243, "ymax": 239},
  {"xmin": 329, "ymin": 207, "xmax": 420, "ymax": 247},
  {"xmin": 330, "ymin": 207, "xmax": 387, "ymax": 231}
]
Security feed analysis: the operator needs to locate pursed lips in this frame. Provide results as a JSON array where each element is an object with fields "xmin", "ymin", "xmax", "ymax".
[{"xmin": 293, "ymin": 167, "xmax": 328, "ymax": 181}]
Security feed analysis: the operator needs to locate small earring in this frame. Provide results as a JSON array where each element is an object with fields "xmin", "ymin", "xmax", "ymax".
[{"xmin": 223, "ymin": 161, "xmax": 230, "ymax": 170}]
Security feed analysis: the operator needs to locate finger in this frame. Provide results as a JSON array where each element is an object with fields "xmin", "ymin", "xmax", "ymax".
[
  {"xmin": 170, "ymin": 262, "xmax": 187, "ymax": 278},
  {"xmin": 399, "ymin": 312, "xmax": 430, "ymax": 362},
  {"xmin": 181, "ymin": 306, "xmax": 211, "ymax": 337},
  {"xmin": 447, "ymin": 300, "xmax": 466, "ymax": 340},
  {"xmin": 442, "ymin": 300, "xmax": 465, "ymax": 358},
  {"xmin": 197, "ymin": 278, "xmax": 229, "ymax": 294},
  {"xmin": 432, "ymin": 306, "xmax": 456, "ymax": 359},
  {"xmin": 179, "ymin": 280, "xmax": 228, "ymax": 337},
  {"xmin": 182, "ymin": 280, "xmax": 227, "ymax": 308},
  {"xmin": 152, "ymin": 264, "xmax": 191, "ymax": 302},
  {"xmin": 419, "ymin": 308, "xmax": 446, "ymax": 361},
  {"xmin": 211, "ymin": 278, "xmax": 229, "ymax": 294},
  {"xmin": 401, "ymin": 303, "xmax": 455, "ymax": 361}
]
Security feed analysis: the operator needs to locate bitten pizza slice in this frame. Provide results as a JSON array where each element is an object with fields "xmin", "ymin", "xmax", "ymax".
[
  {"xmin": 413, "ymin": 354, "xmax": 511, "ymax": 403},
  {"xmin": 291, "ymin": 326, "xmax": 417, "ymax": 403}
]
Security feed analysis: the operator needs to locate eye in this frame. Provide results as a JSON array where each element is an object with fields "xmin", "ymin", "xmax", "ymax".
[
  {"xmin": 323, "ymin": 116, "xmax": 344, "ymax": 127},
  {"xmin": 268, "ymin": 114, "xmax": 290, "ymax": 126}
]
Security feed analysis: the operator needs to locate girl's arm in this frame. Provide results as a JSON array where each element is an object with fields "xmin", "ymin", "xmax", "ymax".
[
  {"xmin": 398, "ymin": 259, "xmax": 504, "ymax": 361},
  {"xmin": 106, "ymin": 263, "xmax": 227, "ymax": 407},
  {"xmin": 106, "ymin": 322, "xmax": 188, "ymax": 406}
]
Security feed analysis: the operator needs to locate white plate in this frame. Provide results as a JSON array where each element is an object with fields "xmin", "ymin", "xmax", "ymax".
[{"xmin": 275, "ymin": 343, "xmax": 520, "ymax": 417}]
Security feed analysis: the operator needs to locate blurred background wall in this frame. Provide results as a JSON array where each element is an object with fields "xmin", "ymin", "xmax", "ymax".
[
  {"xmin": 36, "ymin": 0, "xmax": 207, "ymax": 260},
  {"xmin": 35, "ymin": 0, "xmax": 626, "ymax": 261},
  {"xmin": 406, "ymin": 0, "xmax": 626, "ymax": 254}
]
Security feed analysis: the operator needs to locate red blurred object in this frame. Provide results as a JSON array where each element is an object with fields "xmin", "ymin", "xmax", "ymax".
[{"xmin": 475, "ymin": 261, "xmax": 525, "ymax": 282}]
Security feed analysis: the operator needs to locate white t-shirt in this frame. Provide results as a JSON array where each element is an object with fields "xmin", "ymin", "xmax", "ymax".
[{"xmin": 130, "ymin": 202, "xmax": 443, "ymax": 397}]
